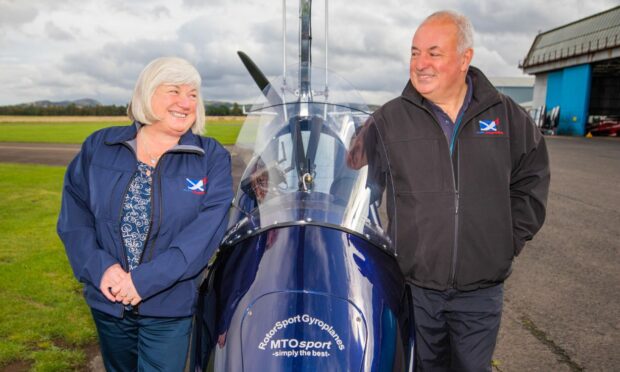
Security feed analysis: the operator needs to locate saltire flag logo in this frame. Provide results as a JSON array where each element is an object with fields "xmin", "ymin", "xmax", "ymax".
[
  {"xmin": 478, "ymin": 118, "xmax": 504, "ymax": 135},
  {"xmin": 185, "ymin": 177, "xmax": 207, "ymax": 195}
]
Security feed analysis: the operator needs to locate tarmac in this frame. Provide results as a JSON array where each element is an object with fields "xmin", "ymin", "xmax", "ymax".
[{"xmin": 1, "ymin": 135, "xmax": 618, "ymax": 371}]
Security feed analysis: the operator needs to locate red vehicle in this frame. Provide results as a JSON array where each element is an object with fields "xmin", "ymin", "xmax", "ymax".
[{"xmin": 590, "ymin": 118, "xmax": 620, "ymax": 137}]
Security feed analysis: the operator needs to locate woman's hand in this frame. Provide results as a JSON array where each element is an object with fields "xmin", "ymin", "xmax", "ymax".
[
  {"xmin": 99, "ymin": 263, "xmax": 126, "ymax": 302},
  {"xmin": 111, "ymin": 272, "xmax": 143, "ymax": 306}
]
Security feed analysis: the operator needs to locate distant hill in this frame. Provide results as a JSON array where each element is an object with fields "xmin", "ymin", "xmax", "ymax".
[
  {"xmin": 0, "ymin": 99, "xmax": 125, "ymax": 116},
  {"xmin": 21, "ymin": 98, "xmax": 101, "ymax": 108}
]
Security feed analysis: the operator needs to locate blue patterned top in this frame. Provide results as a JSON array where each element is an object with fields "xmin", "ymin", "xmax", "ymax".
[{"xmin": 121, "ymin": 161, "xmax": 154, "ymax": 271}]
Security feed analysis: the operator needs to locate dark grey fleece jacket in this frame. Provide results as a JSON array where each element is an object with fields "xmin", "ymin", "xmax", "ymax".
[{"xmin": 368, "ymin": 66, "xmax": 550, "ymax": 291}]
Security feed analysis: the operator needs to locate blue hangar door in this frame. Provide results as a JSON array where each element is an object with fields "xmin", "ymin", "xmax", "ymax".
[{"xmin": 545, "ymin": 64, "xmax": 592, "ymax": 136}]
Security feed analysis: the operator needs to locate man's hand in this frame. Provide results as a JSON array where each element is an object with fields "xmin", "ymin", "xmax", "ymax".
[
  {"xmin": 99, "ymin": 264, "xmax": 126, "ymax": 302},
  {"xmin": 111, "ymin": 272, "xmax": 142, "ymax": 306},
  {"xmin": 346, "ymin": 123, "xmax": 370, "ymax": 170}
]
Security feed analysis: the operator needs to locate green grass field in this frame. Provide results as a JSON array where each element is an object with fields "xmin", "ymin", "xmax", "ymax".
[
  {"xmin": 0, "ymin": 117, "xmax": 244, "ymax": 369},
  {"xmin": 0, "ymin": 118, "xmax": 243, "ymax": 145},
  {"xmin": 0, "ymin": 164, "xmax": 96, "ymax": 370}
]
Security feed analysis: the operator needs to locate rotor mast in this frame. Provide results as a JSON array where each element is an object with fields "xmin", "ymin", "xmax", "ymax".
[{"xmin": 299, "ymin": 0, "xmax": 312, "ymax": 101}]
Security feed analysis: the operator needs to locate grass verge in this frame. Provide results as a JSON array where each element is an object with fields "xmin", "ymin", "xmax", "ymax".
[
  {"xmin": 0, "ymin": 118, "xmax": 243, "ymax": 145},
  {"xmin": 0, "ymin": 163, "xmax": 96, "ymax": 371}
]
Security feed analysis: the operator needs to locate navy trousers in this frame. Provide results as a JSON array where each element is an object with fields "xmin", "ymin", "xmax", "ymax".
[
  {"xmin": 91, "ymin": 308, "xmax": 193, "ymax": 372},
  {"xmin": 411, "ymin": 284, "xmax": 503, "ymax": 372}
]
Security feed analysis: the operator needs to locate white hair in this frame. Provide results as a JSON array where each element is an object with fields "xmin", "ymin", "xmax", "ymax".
[
  {"xmin": 128, "ymin": 57, "xmax": 206, "ymax": 135},
  {"xmin": 424, "ymin": 10, "xmax": 474, "ymax": 54}
]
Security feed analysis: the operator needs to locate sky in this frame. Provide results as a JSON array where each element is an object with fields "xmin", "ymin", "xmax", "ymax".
[{"xmin": 0, "ymin": 0, "xmax": 617, "ymax": 106}]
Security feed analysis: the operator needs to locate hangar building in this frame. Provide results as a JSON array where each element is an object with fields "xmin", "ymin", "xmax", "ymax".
[{"xmin": 520, "ymin": 6, "xmax": 620, "ymax": 136}]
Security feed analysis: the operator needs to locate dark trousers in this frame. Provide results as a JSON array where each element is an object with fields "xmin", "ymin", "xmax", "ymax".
[
  {"xmin": 411, "ymin": 283, "xmax": 503, "ymax": 372},
  {"xmin": 91, "ymin": 308, "xmax": 193, "ymax": 372}
]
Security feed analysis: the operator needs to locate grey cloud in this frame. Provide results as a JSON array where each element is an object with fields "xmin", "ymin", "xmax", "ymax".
[
  {"xmin": 57, "ymin": 34, "xmax": 263, "ymax": 103},
  {"xmin": 45, "ymin": 22, "xmax": 75, "ymax": 41},
  {"xmin": 153, "ymin": 5, "xmax": 171, "ymax": 18},
  {"xmin": 107, "ymin": 1, "xmax": 171, "ymax": 19},
  {"xmin": 177, "ymin": 14, "xmax": 284, "ymax": 85},
  {"xmin": 182, "ymin": 0, "xmax": 222, "ymax": 7},
  {"xmin": 457, "ymin": 2, "xmax": 558, "ymax": 35},
  {"xmin": 0, "ymin": 0, "xmax": 85, "ymax": 30},
  {"xmin": 435, "ymin": 0, "xmax": 618, "ymax": 36},
  {"xmin": 0, "ymin": 2, "xmax": 38, "ymax": 29},
  {"xmin": 61, "ymin": 39, "xmax": 200, "ymax": 89}
]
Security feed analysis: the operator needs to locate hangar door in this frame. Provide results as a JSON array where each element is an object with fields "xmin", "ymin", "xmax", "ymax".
[{"xmin": 589, "ymin": 58, "xmax": 620, "ymax": 116}]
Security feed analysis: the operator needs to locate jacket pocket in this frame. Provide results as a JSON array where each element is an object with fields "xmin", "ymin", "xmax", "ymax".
[
  {"xmin": 457, "ymin": 192, "xmax": 514, "ymax": 285},
  {"xmin": 393, "ymin": 191, "xmax": 454, "ymax": 287},
  {"xmin": 95, "ymin": 219, "xmax": 124, "ymax": 266},
  {"xmin": 89, "ymin": 164, "xmax": 129, "ymax": 221}
]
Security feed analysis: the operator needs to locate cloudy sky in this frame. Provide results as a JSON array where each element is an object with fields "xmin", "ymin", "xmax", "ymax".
[{"xmin": 0, "ymin": 0, "xmax": 616, "ymax": 106}]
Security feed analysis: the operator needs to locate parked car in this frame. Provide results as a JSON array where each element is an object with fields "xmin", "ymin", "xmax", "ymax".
[{"xmin": 589, "ymin": 117, "xmax": 620, "ymax": 137}]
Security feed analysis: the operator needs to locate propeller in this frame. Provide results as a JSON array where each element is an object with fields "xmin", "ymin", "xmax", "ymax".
[
  {"xmin": 237, "ymin": 51, "xmax": 285, "ymax": 108},
  {"xmin": 237, "ymin": 51, "xmax": 271, "ymax": 92}
]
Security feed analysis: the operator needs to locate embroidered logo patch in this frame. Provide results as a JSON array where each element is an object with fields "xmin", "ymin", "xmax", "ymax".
[
  {"xmin": 478, "ymin": 118, "xmax": 504, "ymax": 135},
  {"xmin": 185, "ymin": 177, "xmax": 207, "ymax": 195}
]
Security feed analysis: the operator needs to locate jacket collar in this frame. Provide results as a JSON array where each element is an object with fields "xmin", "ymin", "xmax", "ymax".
[
  {"xmin": 401, "ymin": 66, "xmax": 501, "ymax": 111},
  {"xmin": 105, "ymin": 121, "xmax": 205, "ymax": 155}
]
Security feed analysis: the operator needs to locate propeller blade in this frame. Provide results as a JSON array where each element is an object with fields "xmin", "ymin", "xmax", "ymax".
[
  {"xmin": 237, "ymin": 51, "xmax": 271, "ymax": 92},
  {"xmin": 237, "ymin": 51, "xmax": 284, "ymax": 108}
]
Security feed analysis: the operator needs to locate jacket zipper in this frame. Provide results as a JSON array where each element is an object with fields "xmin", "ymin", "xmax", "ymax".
[
  {"xmin": 116, "ymin": 143, "xmax": 137, "ymax": 318},
  {"xmin": 448, "ymin": 114, "xmax": 463, "ymax": 287},
  {"xmin": 148, "ymin": 165, "xmax": 163, "ymax": 263},
  {"xmin": 400, "ymin": 92, "xmax": 503, "ymax": 288}
]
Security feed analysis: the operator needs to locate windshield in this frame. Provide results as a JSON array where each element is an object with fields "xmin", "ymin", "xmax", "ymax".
[{"xmin": 225, "ymin": 66, "xmax": 393, "ymax": 252}]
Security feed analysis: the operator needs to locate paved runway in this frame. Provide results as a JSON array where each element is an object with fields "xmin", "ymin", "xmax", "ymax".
[
  {"xmin": 0, "ymin": 142, "xmax": 81, "ymax": 166},
  {"xmin": 1, "ymin": 135, "xmax": 618, "ymax": 371},
  {"xmin": 493, "ymin": 136, "xmax": 620, "ymax": 372}
]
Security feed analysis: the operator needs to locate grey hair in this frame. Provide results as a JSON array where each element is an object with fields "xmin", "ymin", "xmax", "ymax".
[
  {"xmin": 423, "ymin": 10, "xmax": 474, "ymax": 54},
  {"xmin": 128, "ymin": 57, "xmax": 206, "ymax": 135}
]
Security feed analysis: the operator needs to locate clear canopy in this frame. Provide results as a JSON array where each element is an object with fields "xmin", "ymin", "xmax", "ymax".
[{"xmin": 224, "ymin": 66, "xmax": 393, "ymax": 252}]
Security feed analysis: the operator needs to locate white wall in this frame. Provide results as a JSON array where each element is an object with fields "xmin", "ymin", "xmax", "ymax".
[{"xmin": 532, "ymin": 73, "xmax": 548, "ymax": 109}]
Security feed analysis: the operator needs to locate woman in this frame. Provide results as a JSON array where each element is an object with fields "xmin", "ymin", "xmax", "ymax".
[{"xmin": 57, "ymin": 57, "xmax": 233, "ymax": 371}]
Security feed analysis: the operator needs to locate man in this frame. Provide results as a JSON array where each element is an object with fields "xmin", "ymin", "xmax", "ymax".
[{"xmin": 362, "ymin": 10, "xmax": 550, "ymax": 371}]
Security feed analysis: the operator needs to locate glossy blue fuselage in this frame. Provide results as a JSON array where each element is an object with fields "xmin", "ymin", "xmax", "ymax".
[{"xmin": 198, "ymin": 224, "xmax": 406, "ymax": 371}]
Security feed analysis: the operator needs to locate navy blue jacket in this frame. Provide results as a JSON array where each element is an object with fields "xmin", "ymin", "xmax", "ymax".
[{"xmin": 58, "ymin": 123, "xmax": 233, "ymax": 317}]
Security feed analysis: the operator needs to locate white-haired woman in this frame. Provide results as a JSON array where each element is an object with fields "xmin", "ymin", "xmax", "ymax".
[{"xmin": 58, "ymin": 57, "xmax": 233, "ymax": 371}]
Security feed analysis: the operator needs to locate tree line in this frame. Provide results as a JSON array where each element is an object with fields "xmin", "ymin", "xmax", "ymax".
[{"xmin": 0, "ymin": 103, "xmax": 245, "ymax": 116}]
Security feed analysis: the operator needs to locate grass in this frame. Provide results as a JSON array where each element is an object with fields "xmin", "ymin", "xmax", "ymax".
[
  {"xmin": 0, "ymin": 117, "xmax": 244, "ymax": 370},
  {"xmin": 0, "ymin": 117, "xmax": 244, "ymax": 145},
  {"xmin": 0, "ymin": 163, "xmax": 96, "ymax": 371}
]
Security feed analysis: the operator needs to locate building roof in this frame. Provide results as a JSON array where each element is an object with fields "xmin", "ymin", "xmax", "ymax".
[{"xmin": 521, "ymin": 6, "xmax": 620, "ymax": 74}]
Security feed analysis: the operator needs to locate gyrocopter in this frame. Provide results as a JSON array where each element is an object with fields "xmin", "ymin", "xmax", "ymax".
[{"xmin": 191, "ymin": 1, "xmax": 415, "ymax": 370}]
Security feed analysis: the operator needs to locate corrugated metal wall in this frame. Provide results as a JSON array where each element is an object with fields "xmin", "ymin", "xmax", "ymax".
[{"xmin": 545, "ymin": 64, "xmax": 591, "ymax": 136}]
